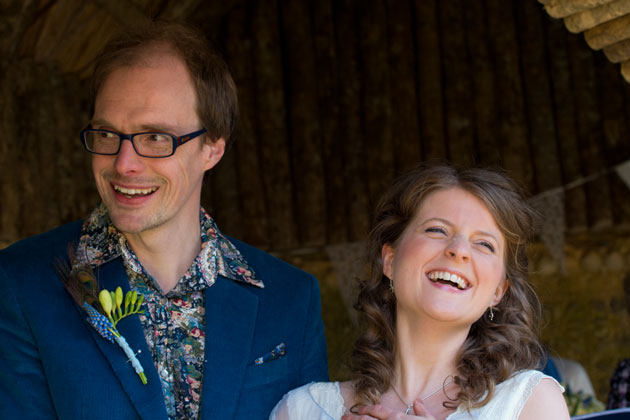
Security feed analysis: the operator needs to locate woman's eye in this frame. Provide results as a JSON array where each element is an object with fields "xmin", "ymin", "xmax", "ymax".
[
  {"xmin": 478, "ymin": 241, "xmax": 495, "ymax": 253},
  {"xmin": 426, "ymin": 227, "xmax": 447, "ymax": 235}
]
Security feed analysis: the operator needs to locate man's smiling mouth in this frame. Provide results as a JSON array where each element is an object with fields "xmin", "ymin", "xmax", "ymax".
[{"xmin": 113, "ymin": 184, "xmax": 158, "ymax": 198}]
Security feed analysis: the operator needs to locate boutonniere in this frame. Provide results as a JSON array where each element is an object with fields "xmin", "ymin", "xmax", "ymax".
[{"xmin": 58, "ymin": 251, "xmax": 148, "ymax": 385}]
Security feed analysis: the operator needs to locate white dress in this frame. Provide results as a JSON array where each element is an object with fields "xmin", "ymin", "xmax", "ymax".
[{"xmin": 269, "ymin": 370, "xmax": 563, "ymax": 420}]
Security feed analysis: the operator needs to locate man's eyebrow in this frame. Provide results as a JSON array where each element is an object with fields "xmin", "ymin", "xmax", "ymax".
[
  {"xmin": 89, "ymin": 119, "xmax": 111, "ymax": 127},
  {"xmin": 88, "ymin": 120, "xmax": 179, "ymax": 134}
]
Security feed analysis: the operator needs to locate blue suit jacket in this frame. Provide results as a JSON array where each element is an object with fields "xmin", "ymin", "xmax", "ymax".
[{"xmin": 0, "ymin": 221, "xmax": 329, "ymax": 419}]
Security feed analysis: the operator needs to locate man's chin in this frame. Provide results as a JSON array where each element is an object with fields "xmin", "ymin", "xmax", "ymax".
[{"xmin": 107, "ymin": 211, "xmax": 155, "ymax": 235}]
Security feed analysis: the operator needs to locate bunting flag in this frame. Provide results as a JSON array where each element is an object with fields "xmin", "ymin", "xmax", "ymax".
[
  {"xmin": 614, "ymin": 159, "xmax": 630, "ymax": 189},
  {"xmin": 527, "ymin": 158, "xmax": 630, "ymax": 275}
]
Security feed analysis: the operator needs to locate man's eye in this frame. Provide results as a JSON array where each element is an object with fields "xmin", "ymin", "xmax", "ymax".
[
  {"xmin": 148, "ymin": 133, "xmax": 170, "ymax": 142},
  {"xmin": 99, "ymin": 131, "xmax": 116, "ymax": 138}
]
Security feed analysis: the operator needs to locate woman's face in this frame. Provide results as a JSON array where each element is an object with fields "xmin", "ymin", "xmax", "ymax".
[{"xmin": 382, "ymin": 187, "xmax": 508, "ymax": 326}]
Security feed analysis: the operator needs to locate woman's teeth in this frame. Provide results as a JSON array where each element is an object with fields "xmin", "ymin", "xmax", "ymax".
[{"xmin": 428, "ymin": 271, "xmax": 469, "ymax": 289}]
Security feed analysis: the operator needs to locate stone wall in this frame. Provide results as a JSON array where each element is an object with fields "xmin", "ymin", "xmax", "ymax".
[{"xmin": 530, "ymin": 236, "xmax": 630, "ymax": 401}]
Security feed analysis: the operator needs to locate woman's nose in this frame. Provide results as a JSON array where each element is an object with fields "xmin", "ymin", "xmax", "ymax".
[{"xmin": 445, "ymin": 236, "xmax": 470, "ymax": 263}]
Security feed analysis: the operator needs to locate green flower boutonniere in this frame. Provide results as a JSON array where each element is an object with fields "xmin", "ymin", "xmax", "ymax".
[{"xmin": 59, "ymin": 255, "xmax": 148, "ymax": 385}]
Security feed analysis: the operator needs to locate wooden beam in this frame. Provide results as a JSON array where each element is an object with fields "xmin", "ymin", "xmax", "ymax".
[
  {"xmin": 544, "ymin": 0, "xmax": 616, "ymax": 19},
  {"xmin": 564, "ymin": 0, "xmax": 630, "ymax": 33},
  {"xmin": 603, "ymin": 38, "xmax": 630, "ymax": 62},
  {"xmin": 584, "ymin": 14, "xmax": 630, "ymax": 49}
]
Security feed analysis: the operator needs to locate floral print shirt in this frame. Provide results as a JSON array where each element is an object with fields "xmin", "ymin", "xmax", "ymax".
[
  {"xmin": 608, "ymin": 358, "xmax": 630, "ymax": 409},
  {"xmin": 76, "ymin": 203, "xmax": 263, "ymax": 419}
]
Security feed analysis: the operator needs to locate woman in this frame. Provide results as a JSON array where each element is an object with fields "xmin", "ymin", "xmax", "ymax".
[{"xmin": 270, "ymin": 163, "xmax": 569, "ymax": 420}]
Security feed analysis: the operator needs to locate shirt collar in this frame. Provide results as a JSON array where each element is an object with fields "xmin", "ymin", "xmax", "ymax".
[{"xmin": 75, "ymin": 203, "xmax": 263, "ymax": 289}]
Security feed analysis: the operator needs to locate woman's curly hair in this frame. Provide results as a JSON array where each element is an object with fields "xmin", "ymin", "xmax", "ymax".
[{"xmin": 351, "ymin": 163, "xmax": 545, "ymax": 409}]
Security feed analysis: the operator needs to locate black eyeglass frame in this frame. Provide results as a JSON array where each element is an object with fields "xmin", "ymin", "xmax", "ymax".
[{"xmin": 80, "ymin": 127, "xmax": 207, "ymax": 158}]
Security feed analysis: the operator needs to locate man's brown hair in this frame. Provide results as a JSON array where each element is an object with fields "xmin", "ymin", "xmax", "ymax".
[{"xmin": 91, "ymin": 21, "xmax": 238, "ymax": 146}]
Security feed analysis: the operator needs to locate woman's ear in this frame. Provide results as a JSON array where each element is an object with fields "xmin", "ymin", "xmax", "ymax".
[
  {"xmin": 492, "ymin": 277, "xmax": 509, "ymax": 306},
  {"xmin": 382, "ymin": 244, "xmax": 395, "ymax": 279}
]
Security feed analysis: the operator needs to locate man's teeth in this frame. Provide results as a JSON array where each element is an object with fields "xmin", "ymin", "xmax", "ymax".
[
  {"xmin": 428, "ymin": 271, "xmax": 468, "ymax": 289},
  {"xmin": 114, "ymin": 185, "xmax": 157, "ymax": 196}
]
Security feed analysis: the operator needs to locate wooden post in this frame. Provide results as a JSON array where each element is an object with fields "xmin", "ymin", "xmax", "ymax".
[
  {"xmin": 439, "ymin": 0, "xmax": 476, "ymax": 167},
  {"xmin": 279, "ymin": 0, "xmax": 327, "ymax": 247},
  {"xmin": 313, "ymin": 0, "xmax": 348, "ymax": 245},
  {"xmin": 413, "ymin": 0, "xmax": 447, "ymax": 161},
  {"xmin": 544, "ymin": 18, "xmax": 589, "ymax": 231},
  {"xmin": 358, "ymin": 0, "xmax": 395, "ymax": 203},
  {"xmin": 486, "ymin": 0, "xmax": 533, "ymax": 191},
  {"xmin": 251, "ymin": 0, "xmax": 299, "ymax": 249},
  {"xmin": 464, "ymin": 0, "xmax": 501, "ymax": 167},
  {"xmin": 622, "ymin": 59, "xmax": 630, "ymax": 81},
  {"xmin": 516, "ymin": 0, "xmax": 563, "ymax": 193},
  {"xmin": 223, "ymin": 5, "xmax": 269, "ymax": 247},
  {"xmin": 334, "ymin": 0, "xmax": 370, "ymax": 242},
  {"xmin": 386, "ymin": 0, "xmax": 422, "ymax": 173},
  {"xmin": 568, "ymin": 32, "xmax": 614, "ymax": 229}
]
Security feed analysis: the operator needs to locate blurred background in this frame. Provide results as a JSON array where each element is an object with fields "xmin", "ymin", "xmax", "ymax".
[{"xmin": 1, "ymin": 0, "xmax": 630, "ymax": 408}]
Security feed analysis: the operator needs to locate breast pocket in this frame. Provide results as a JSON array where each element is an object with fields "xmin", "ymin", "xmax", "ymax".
[
  {"xmin": 238, "ymin": 356, "xmax": 292, "ymax": 418},
  {"xmin": 243, "ymin": 355, "xmax": 290, "ymax": 389}
]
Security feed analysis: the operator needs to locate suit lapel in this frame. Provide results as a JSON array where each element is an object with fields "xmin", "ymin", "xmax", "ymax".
[
  {"xmin": 86, "ymin": 258, "xmax": 168, "ymax": 420},
  {"xmin": 201, "ymin": 276, "xmax": 259, "ymax": 420}
]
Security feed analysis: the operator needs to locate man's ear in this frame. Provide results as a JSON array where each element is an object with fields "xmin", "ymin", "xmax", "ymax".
[
  {"xmin": 202, "ymin": 137, "xmax": 226, "ymax": 171},
  {"xmin": 382, "ymin": 244, "xmax": 395, "ymax": 279}
]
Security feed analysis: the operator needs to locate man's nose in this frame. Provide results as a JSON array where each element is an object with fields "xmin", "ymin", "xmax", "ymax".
[{"xmin": 114, "ymin": 138, "xmax": 144, "ymax": 174}]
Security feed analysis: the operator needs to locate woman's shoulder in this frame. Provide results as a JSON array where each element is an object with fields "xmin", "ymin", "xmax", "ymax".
[
  {"xmin": 499, "ymin": 369, "xmax": 563, "ymax": 393},
  {"xmin": 448, "ymin": 370, "xmax": 566, "ymax": 420},
  {"xmin": 269, "ymin": 381, "xmax": 346, "ymax": 420},
  {"xmin": 489, "ymin": 370, "xmax": 567, "ymax": 419}
]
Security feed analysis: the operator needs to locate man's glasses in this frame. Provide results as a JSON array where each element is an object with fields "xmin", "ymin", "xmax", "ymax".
[{"xmin": 80, "ymin": 127, "xmax": 207, "ymax": 158}]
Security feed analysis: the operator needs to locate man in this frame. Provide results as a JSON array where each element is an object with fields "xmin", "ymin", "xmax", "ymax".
[{"xmin": 0, "ymin": 22, "xmax": 328, "ymax": 419}]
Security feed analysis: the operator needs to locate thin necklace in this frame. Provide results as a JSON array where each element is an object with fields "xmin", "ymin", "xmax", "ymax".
[{"xmin": 392, "ymin": 377, "xmax": 454, "ymax": 415}]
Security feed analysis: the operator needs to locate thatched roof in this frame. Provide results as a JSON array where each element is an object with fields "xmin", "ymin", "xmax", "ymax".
[{"xmin": 540, "ymin": 0, "xmax": 630, "ymax": 82}]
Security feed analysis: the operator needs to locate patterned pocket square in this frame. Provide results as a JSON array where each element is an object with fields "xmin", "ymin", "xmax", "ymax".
[{"xmin": 254, "ymin": 342, "xmax": 286, "ymax": 365}]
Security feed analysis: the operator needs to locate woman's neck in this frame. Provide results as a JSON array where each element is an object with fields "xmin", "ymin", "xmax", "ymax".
[{"xmin": 392, "ymin": 315, "xmax": 469, "ymax": 403}]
